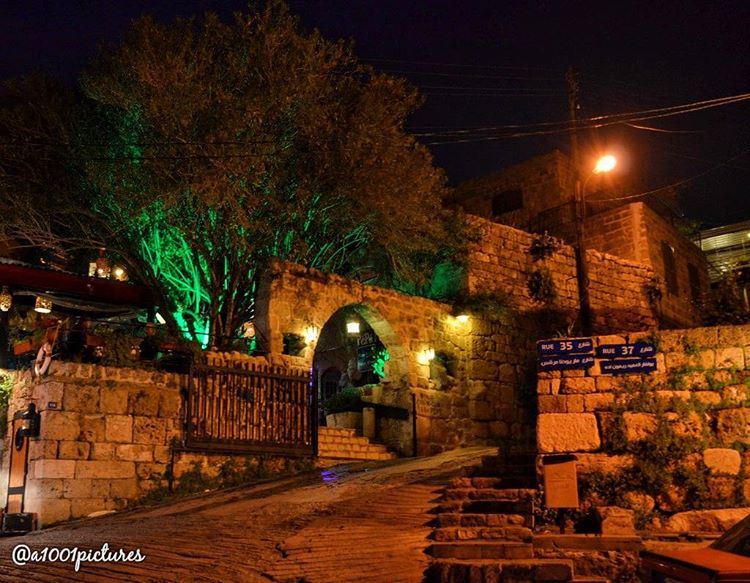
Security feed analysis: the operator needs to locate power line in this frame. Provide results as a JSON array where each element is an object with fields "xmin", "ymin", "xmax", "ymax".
[{"xmin": 361, "ymin": 57, "xmax": 560, "ymax": 73}]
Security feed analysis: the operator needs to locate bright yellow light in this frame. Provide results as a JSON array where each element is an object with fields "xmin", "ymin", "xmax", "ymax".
[
  {"xmin": 417, "ymin": 348, "xmax": 436, "ymax": 365},
  {"xmin": 346, "ymin": 320, "xmax": 360, "ymax": 335},
  {"xmin": 303, "ymin": 326, "xmax": 319, "ymax": 344},
  {"xmin": 593, "ymin": 154, "xmax": 617, "ymax": 174},
  {"xmin": 456, "ymin": 314, "xmax": 470, "ymax": 323}
]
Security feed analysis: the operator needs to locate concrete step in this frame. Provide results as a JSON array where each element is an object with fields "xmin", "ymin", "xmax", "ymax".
[
  {"xmin": 433, "ymin": 526, "xmax": 533, "ymax": 542},
  {"xmin": 437, "ymin": 512, "xmax": 532, "ymax": 528},
  {"xmin": 441, "ymin": 488, "xmax": 537, "ymax": 502},
  {"xmin": 532, "ymin": 534, "xmax": 643, "ymax": 552},
  {"xmin": 426, "ymin": 558, "xmax": 574, "ymax": 583},
  {"xmin": 429, "ymin": 541, "xmax": 534, "ymax": 560}
]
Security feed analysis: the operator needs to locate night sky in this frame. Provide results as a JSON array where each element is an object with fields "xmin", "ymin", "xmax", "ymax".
[{"xmin": 2, "ymin": 0, "xmax": 749, "ymax": 225}]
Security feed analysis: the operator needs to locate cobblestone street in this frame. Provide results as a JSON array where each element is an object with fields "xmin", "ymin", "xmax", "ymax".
[{"xmin": 0, "ymin": 448, "xmax": 493, "ymax": 582}]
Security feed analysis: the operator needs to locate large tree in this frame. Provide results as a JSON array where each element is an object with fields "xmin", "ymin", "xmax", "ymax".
[{"xmin": 0, "ymin": 2, "xmax": 463, "ymax": 347}]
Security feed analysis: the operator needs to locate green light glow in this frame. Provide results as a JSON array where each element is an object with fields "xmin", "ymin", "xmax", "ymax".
[{"xmin": 372, "ymin": 347, "xmax": 390, "ymax": 379}]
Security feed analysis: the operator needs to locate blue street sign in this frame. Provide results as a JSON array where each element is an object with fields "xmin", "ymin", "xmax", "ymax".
[
  {"xmin": 599, "ymin": 358, "xmax": 657, "ymax": 375},
  {"xmin": 596, "ymin": 343, "xmax": 656, "ymax": 358},
  {"xmin": 539, "ymin": 354, "xmax": 595, "ymax": 371},
  {"xmin": 537, "ymin": 338, "xmax": 594, "ymax": 356}
]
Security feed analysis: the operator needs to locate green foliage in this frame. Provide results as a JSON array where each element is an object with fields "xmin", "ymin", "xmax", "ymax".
[
  {"xmin": 322, "ymin": 387, "xmax": 363, "ymax": 415},
  {"xmin": 528, "ymin": 232, "xmax": 562, "ymax": 261},
  {"xmin": 451, "ymin": 291, "xmax": 510, "ymax": 322},
  {"xmin": 0, "ymin": 1, "xmax": 465, "ymax": 348},
  {"xmin": 644, "ymin": 275, "xmax": 664, "ymax": 306},
  {"xmin": 0, "ymin": 373, "xmax": 13, "ymax": 438},
  {"xmin": 527, "ymin": 268, "xmax": 556, "ymax": 304},
  {"xmin": 372, "ymin": 347, "xmax": 390, "ymax": 379},
  {"xmin": 698, "ymin": 271, "xmax": 750, "ymax": 326}
]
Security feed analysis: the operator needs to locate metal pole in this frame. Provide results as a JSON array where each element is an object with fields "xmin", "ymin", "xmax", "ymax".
[{"xmin": 566, "ymin": 68, "xmax": 593, "ymax": 336}]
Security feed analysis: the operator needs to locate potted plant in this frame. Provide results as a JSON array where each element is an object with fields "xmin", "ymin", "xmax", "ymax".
[{"xmin": 323, "ymin": 387, "xmax": 363, "ymax": 432}]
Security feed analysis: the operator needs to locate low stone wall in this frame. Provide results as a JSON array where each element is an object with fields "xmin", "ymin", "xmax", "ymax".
[
  {"xmin": 0, "ymin": 359, "xmax": 310, "ymax": 527},
  {"xmin": 537, "ymin": 324, "xmax": 750, "ymax": 528}
]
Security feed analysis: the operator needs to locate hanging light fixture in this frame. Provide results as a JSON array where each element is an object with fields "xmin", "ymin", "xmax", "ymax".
[
  {"xmin": 112, "ymin": 266, "xmax": 128, "ymax": 281},
  {"xmin": 95, "ymin": 248, "xmax": 111, "ymax": 279},
  {"xmin": 34, "ymin": 296, "xmax": 52, "ymax": 314},
  {"xmin": 346, "ymin": 319, "xmax": 360, "ymax": 335},
  {"xmin": 0, "ymin": 287, "xmax": 12, "ymax": 312},
  {"xmin": 303, "ymin": 325, "xmax": 319, "ymax": 344}
]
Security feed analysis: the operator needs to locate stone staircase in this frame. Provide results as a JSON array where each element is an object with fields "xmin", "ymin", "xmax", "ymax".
[
  {"xmin": 426, "ymin": 451, "xmax": 610, "ymax": 583},
  {"xmin": 317, "ymin": 426, "xmax": 397, "ymax": 461}
]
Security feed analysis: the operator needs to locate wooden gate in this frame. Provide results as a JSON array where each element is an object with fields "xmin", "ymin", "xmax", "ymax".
[
  {"xmin": 186, "ymin": 363, "xmax": 317, "ymax": 456},
  {"xmin": 4, "ymin": 408, "xmax": 33, "ymax": 516}
]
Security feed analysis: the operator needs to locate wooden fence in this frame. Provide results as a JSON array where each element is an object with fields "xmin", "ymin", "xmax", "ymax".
[{"xmin": 185, "ymin": 363, "xmax": 317, "ymax": 456}]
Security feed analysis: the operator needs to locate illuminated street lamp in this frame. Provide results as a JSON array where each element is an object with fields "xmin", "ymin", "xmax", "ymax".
[{"xmin": 593, "ymin": 154, "xmax": 617, "ymax": 174}]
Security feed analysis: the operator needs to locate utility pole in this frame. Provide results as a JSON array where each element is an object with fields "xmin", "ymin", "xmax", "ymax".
[{"xmin": 566, "ymin": 68, "xmax": 593, "ymax": 336}]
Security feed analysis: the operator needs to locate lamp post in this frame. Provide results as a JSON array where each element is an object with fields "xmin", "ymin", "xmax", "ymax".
[{"xmin": 574, "ymin": 154, "xmax": 617, "ymax": 336}]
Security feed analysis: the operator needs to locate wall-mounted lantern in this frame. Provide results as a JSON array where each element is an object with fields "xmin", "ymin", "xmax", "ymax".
[
  {"xmin": 455, "ymin": 313, "xmax": 470, "ymax": 324},
  {"xmin": 346, "ymin": 320, "xmax": 360, "ymax": 335},
  {"xmin": 303, "ymin": 325, "xmax": 319, "ymax": 345},
  {"xmin": 418, "ymin": 348, "xmax": 436, "ymax": 365}
]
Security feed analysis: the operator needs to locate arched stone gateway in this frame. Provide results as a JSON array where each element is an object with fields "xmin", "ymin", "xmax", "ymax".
[{"xmin": 254, "ymin": 260, "xmax": 536, "ymax": 456}]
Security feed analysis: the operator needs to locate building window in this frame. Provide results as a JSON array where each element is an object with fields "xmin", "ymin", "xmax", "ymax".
[
  {"xmin": 491, "ymin": 189, "xmax": 523, "ymax": 216},
  {"xmin": 688, "ymin": 263, "xmax": 701, "ymax": 304},
  {"xmin": 661, "ymin": 241, "xmax": 679, "ymax": 295}
]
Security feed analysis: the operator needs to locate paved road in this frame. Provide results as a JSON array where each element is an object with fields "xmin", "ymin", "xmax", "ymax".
[{"xmin": 0, "ymin": 447, "xmax": 493, "ymax": 582}]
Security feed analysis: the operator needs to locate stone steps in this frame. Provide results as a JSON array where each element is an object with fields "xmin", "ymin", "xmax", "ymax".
[
  {"xmin": 432, "ymin": 526, "xmax": 533, "ymax": 542},
  {"xmin": 436, "ymin": 512, "xmax": 532, "ymax": 528},
  {"xmin": 429, "ymin": 541, "xmax": 534, "ymax": 560},
  {"xmin": 317, "ymin": 427, "xmax": 397, "ymax": 461},
  {"xmin": 441, "ymin": 488, "xmax": 537, "ymax": 502},
  {"xmin": 437, "ymin": 499, "xmax": 535, "ymax": 516},
  {"xmin": 450, "ymin": 476, "xmax": 537, "ymax": 489},
  {"xmin": 426, "ymin": 558, "xmax": 574, "ymax": 582}
]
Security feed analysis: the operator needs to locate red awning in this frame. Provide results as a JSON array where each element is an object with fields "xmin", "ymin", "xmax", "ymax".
[{"xmin": 0, "ymin": 261, "xmax": 154, "ymax": 308}]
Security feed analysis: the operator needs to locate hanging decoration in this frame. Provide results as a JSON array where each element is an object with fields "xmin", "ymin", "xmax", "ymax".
[
  {"xmin": 34, "ymin": 296, "xmax": 52, "ymax": 314},
  {"xmin": 95, "ymin": 248, "xmax": 111, "ymax": 279},
  {"xmin": 0, "ymin": 286, "xmax": 12, "ymax": 312}
]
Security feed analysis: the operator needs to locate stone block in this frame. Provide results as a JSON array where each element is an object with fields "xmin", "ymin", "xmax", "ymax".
[
  {"xmin": 62, "ymin": 478, "xmax": 110, "ymax": 499},
  {"xmin": 28, "ymin": 439, "xmax": 58, "ymax": 461},
  {"xmin": 468, "ymin": 400, "xmax": 494, "ymax": 421},
  {"xmin": 135, "ymin": 462, "xmax": 168, "ymax": 481},
  {"xmin": 715, "ymin": 347, "xmax": 744, "ymax": 369},
  {"xmin": 90, "ymin": 442, "xmax": 116, "ymax": 460},
  {"xmin": 62, "ymin": 384, "xmax": 100, "ymax": 413},
  {"xmin": 717, "ymin": 408, "xmax": 750, "ymax": 443},
  {"xmin": 115, "ymin": 444, "xmax": 154, "ymax": 462},
  {"xmin": 109, "ymin": 478, "xmax": 140, "ymax": 500},
  {"xmin": 75, "ymin": 460, "xmax": 135, "ymax": 479},
  {"xmin": 596, "ymin": 506, "xmax": 636, "ymax": 535},
  {"xmin": 100, "ymin": 388, "xmax": 129, "ymax": 414},
  {"xmin": 29, "ymin": 478, "xmax": 64, "ymax": 499},
  {"xmin": 34, "ymin": 459, "xmax": 76, "ymax": 479},
  {"xmin": 36, "ymin": 498, "xmax": 71, "ymax": 526},
  {"xmin": 129, "ymin": 388, "xmax": 161, "ymax": 416},
  {"xmin": 32, "ymin": 381, "xmax": 64, "ymax": 405},
  {"xmin": 665, "ymin": 508, "xmax": 750, "ymax": 533},
  {"xmin": 538, "ymin": 395, "xmax": 567, "ymax": 414},
  {"xmin": 153, "ymin": 446, "xmax": 171, "ymax": 463},
  {"xmin": 560, "ymin": 377, "xmax": 596, "ymax": 394},
  {"xmin": 537, "ymin": 413, "xmax": 601, "ymax": 453},
  {"xmin": 105, "ymin": 415, "xmax": 133, "ymax": 443},
  {"xmin": 133, "ymin": 416, "xmax": 168, "ymax": 445},
  {"xmin": 566, "ymin": 395, "xmax": 585, "ymax": 413},
  {"xmin": 703, "ymin": 448, "xmax": 741, "ymax": 475},
  {"xmin": 71, "ymin": 498, "xmax": 107, "ymax": 519},
  {"xmin": 57, "ymin": 441, "xmax": 91, "ymax": 460},
  {"xmin": 623, "ymin": 412, "xmax": 656, "ymax": 441},
  {"xmin": 584, "ymin": 393, "xmax": 614, "ymax": 411},
  {"xmin": 79, "ymin": 414, "xmax": 106, "ymax": 442},
  {"xmin": 39, "ymin": 410, "xmax": 80, "ymax": 441}
]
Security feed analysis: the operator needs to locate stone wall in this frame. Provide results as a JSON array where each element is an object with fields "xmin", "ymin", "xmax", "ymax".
[
  {"xmin": 0, "ymin": 358, "xmax": 306, "ymax": 527},
  {"xmin": 255, "ymin": 259, "xmax": 535, "ymax": 456},
  {"xmin": 536, "ymin": 324, "xmax": 750, "ymax": 526},
  {"xmin": 466, "ymin": 216, "xmax": 657, "ymax": 333}
]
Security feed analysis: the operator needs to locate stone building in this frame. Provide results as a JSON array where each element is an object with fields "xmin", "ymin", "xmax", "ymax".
[{"xmin": 451, "ymin": 150, "xmax": 710, "ymax": 328}]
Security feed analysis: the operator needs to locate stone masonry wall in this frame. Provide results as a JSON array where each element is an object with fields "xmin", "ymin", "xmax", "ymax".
[
  {"xmin": 0, "ymin": 357, "xmax": 304, "ymax": 527},
  {"xmin": 466, "ymin": 216, "xmax": 657, "ymax": 334},
  {"xmin": 536, "ymin": 324, "xmax": 750, "ymax": 525}
]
